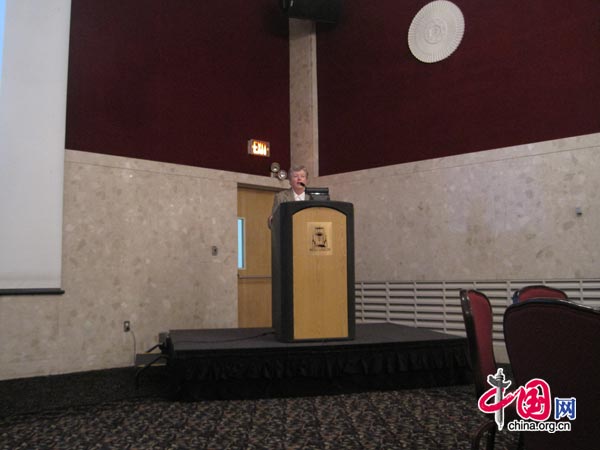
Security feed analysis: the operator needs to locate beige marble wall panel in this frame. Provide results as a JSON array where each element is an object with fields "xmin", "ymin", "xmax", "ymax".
[
  {"xmin": 0, "ymin": 151, "xmax": 286, "ymax": 380},
  {"xmin": 317, "ymin": 133, "xmax": 600, "ymax": 281},
  {"xmin": 3, "ymin": 135, "xmax": 598, "ymax": 380},
  {"xmin": 0, "ymin": 296, "xmax": 63, "ymax": 376}
]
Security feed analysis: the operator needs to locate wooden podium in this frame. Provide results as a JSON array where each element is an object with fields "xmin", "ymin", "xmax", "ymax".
[{"xmin": 271, "ymin": 200, "xmax": 355, "ymax": 342}]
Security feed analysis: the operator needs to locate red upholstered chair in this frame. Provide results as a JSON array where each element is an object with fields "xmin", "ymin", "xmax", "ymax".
[
  {"xmin": 460, "ymin": 289, "xmax": 500, "ymax": 450},
  {"xmin": 511, "ymin": 284, "xmax": 567, "ymax": 304},
  {"xmin": 504, "ymin": 299, "xmax": 600, "ymax": 450}
]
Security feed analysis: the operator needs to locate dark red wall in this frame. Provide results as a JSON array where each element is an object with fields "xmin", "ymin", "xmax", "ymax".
[
  {"xmin": 66, "ymin": 0, "xmax": 290, "ymax": 176},
  {"xmin": 317, "ymin": 0, "xmax": 600, "ymax": 175}
]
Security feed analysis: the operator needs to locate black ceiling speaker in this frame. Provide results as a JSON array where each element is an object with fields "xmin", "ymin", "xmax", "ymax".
[{"xmin": 280, "ymin": 0, "xmax": 341, "ymax": 24}]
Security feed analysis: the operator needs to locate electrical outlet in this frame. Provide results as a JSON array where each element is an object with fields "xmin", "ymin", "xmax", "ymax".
[{"xmin": 123, "ymin": 320, "xmax": 130, "ymax": 332}]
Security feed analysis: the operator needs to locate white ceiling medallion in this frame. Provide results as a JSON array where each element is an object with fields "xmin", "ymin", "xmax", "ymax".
[{"xmin": 408, "ymin": 1, "xmax": 465, "ymax": 63}]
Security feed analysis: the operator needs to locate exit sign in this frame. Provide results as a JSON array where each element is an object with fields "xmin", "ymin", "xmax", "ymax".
[{"xmin": 248, "ymin": 139, "xmax": 270, "ymax": 157}]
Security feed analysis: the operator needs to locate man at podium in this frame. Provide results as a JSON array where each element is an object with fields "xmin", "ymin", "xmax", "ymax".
[
  {"xmin": 268, "ymin": 165, "xmax": 311, "ymax": 228},
  {"xmin": 269, "ymin": 166, "xmax": 354, "ymax": 342}
]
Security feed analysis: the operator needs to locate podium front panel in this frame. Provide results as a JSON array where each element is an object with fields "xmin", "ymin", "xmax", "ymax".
[
  {"xmin": 292, "ymin": 207, "xmax": 348, "ymax": 340},
  {"xmin": 271, "ymin": 201, "xmax": 355, "ymax": 342}
]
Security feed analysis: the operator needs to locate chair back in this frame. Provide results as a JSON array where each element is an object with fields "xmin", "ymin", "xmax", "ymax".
[
  {"xmin": 460, "ymin": 289, "xmax": 497, "ymax": 398},
  {"xmin": 511, "ymin": 284, "xmax": 567, "ymax": 303},
  {"xmin": 504, "ymin": 299, "xmax": 600, "ymax": 450}
]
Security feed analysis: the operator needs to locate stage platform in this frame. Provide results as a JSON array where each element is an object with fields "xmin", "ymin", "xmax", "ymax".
[{"xmin": 158, "ymin": 322, "xmax": 471, "ymax": 400}]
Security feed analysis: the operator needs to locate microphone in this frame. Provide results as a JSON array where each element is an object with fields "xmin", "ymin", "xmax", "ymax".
[{"xmin": 299, "ymin": 182, "xmax": 306, "ymax": 187}]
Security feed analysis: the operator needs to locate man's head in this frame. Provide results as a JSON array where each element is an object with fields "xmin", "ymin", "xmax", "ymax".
[{"xmin": 289, "ymin": 165, "xmax": 308, "ymax": 194}]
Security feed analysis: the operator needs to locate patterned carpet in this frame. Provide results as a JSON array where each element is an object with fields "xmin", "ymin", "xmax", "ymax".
[{"xmin": 0, "ymin": 368, "xmax": 520, "ymax": 450}]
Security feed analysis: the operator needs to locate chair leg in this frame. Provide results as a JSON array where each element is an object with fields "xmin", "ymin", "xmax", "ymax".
[
  {"xmin": 485, "ymin": 424, "xmax": 496, "ymax": 450},
  {"xmin": 516, "ymin": 431, "xmax": 524, "ymax": 450},
  {"xmin": 471, "ymin": 420, "xmax": 496, "ymax": 450}
]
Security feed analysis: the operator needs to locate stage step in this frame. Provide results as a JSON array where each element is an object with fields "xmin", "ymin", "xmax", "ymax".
[{"xmin": 135, "ymin": 352, "xmax": 166, "ymax": 367}]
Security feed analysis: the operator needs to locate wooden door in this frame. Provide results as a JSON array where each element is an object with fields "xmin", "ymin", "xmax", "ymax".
[{"xmin": 237, "ymin": 187, "xmax": 276, "ymax": 327}]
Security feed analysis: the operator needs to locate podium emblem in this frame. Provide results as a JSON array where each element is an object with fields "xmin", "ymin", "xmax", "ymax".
[{"xmin": 308, "ymin": 222, "xmax": 332, "ymax": 255}]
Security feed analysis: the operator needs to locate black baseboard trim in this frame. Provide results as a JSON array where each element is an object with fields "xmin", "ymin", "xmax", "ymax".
[{"xmin": 0, "ymin": 288, "xmax": 65, "ymax": 296}]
